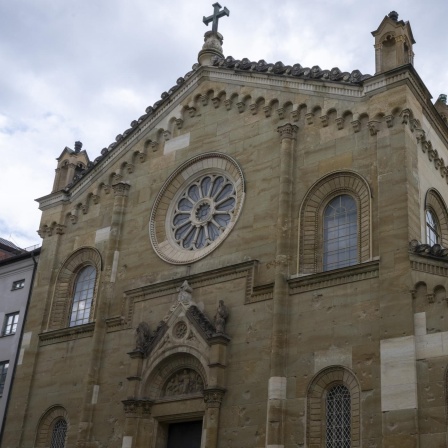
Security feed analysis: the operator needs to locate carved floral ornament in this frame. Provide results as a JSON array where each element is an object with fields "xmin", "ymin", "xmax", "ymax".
[{"xmin": 149, "ymin": 153, "xmax": 245, "ymax": 264}]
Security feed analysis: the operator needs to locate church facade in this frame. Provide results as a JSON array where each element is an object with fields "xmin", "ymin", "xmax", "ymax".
[{"xmin": 3, "ymin": 9, "xmax": 448, "ymax": 448}]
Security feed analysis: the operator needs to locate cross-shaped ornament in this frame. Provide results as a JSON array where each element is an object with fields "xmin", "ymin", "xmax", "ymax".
[{"xmin": 203, "ymin": 3, "xmax": 229, "ymax": 33}]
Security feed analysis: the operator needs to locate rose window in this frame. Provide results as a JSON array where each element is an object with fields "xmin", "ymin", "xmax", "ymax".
[
  {"xmin": 172, "ymin": 175, "xmax": 236, "ymax": 250},
  {"xmin": 149, "ymin": 153, "xmax": 245, "ymax": 265}
]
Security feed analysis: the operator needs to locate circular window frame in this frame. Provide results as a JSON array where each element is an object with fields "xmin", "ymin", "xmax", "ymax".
[{"xmin": 149, "ymin": 152, "xmax": 245, "ymax": 265}]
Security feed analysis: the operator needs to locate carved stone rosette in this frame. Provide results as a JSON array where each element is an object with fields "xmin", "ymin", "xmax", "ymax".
[
  {"xmin": 122, "ymin": 399, "xmax": 153, "ymax": 418},
  {"xmin": 203, "ymin": 387, "xmax": 226, "ymax": 409}
]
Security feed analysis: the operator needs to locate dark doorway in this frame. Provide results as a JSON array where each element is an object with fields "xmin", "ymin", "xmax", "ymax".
[{"xmin": 167, "ymin": 420, "xmax": 202, "ymax": 448}]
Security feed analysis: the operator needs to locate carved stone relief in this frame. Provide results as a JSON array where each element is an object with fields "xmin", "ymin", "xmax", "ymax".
[{"xmin": 162, "ymin": 369, "xmax": 204, "ymax": 398}]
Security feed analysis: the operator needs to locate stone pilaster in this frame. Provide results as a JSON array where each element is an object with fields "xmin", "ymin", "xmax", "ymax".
[
  {"xmin": 266, "ymin": 124, "xmax": 298, "ymax": 447},
  {"xmin": 75, "ymin": 182, "xmax": 131, "ymax": 447},
  {"xmin": 203, "ymin": 388, "xmax": 226, "ymax": 448}
]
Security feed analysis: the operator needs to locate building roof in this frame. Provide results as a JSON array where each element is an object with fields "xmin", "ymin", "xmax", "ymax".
[{"xmin": 0, "ymin": 238, "xmax": 22, "ymax": 252}]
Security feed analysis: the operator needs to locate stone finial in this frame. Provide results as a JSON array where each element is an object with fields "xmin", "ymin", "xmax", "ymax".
[
  {"xmin": 198, "ymin": 31, "xmax": 224, "ymax": 66},
  {"xmin": 388, "ymin": 11, "xmax": 398, "ymax": 21},
  {"xmin": 203, "ymin": 3, "xmax": 229, "ymax": 33},
  {"xmin": 74, "ymin": 141, "xmax": 83, "ymax": 153},
  {"xmin": 198, "ymin": 2, "xmax": 229, "ymax": 66}
]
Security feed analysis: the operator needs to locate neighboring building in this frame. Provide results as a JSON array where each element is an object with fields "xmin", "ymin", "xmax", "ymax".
[
  {"xmin": 0, "ymin": 241, "xmax": 40, "ymax": 437},
  {"xmin": 4, "ymin": 9, "xmax": 448, "ymax": 448}
]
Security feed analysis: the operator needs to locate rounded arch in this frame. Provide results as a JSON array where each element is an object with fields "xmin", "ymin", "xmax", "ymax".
[
  {"xmin": 298, "ymin": 170, "xmax": 372, "ymax": 273},
  {"xmin": 307, "ymin": 366, "xmax": 361, "ymax": 448},
  {"xmin": 34, "ymin": 405, "xmax": 69, "ymax": 448},
  {"xmin": 48, "ymin": 247, "xmax": 102, "ymax": 330},
  {"xmin": 425, "ymin": 188, "xmax": 448, "ymax": 247},
  {"xmin": 142, "ymin": 351, "xmax": 208, "ymax": 400}
]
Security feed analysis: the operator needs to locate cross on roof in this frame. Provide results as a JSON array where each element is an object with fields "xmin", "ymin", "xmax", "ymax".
[{"xmin": 203, "ymin": 3, "xmax": 229, "ymax": 33}]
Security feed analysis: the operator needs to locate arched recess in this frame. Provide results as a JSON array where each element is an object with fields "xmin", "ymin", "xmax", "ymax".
[
  {"xmin": 142, "ymin": 352, "xmax": 208, "ymax": 400},
  {"xmin": 34, "ymin": 405, "xmax": 69, "ymax": 448},
  {"xmin": 298, "ymin": 170, "xmax": 372, "ymax": 273},
  {"xmin": 425, "ymin": 189, "xmax": 448, "ymax": 247},
  {"xmin": 307, "ymin": 366, "xmax": 361, "ymax": 448},
  {"xmin": 47, "ymin": 247, "xmax": 103, "ymax": 330}
]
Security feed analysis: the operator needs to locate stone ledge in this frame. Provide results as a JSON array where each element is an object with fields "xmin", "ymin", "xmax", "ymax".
[
  {"xmin": 288, "ymin": 260, "xmax": 380, "ymax": 294},
  {"xmin": 39, "ymin": 322, "xmax": 95, "ymax": 346}
]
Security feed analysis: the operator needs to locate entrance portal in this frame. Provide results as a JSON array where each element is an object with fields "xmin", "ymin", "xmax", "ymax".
[{"xmin": 167, "ymin": 421, "xmax": 202, "ymax": 448}]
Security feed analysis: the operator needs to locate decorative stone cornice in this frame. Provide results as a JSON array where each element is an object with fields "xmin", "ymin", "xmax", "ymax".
[
  {"xmin": 409, "ymin": 239, "xmax": 448, "ymax": 260},
  {"xmin": 122, "ymin": 399, "xmax": 153, "ymax": 418},
  {"xmin": 212, "ymin": 56, "xmax": 372, "ymax": 85},
  {"xmin": 203, "ymin": 387, "xmax": 226, "ymax": 408},
  {"xmin": 277, "ymin": 124, "xmax": 298, "ymax": 142},
  {"xmin": 39, "ymin": 322, "xmax": 95, "ymax": 346},
  {"xmin": 289, "ymin": 260, "xmax": 380, "ymax": 294}
]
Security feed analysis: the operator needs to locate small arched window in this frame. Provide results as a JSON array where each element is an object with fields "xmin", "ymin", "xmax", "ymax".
[
  {"xmin": 326, "ymin": 384, "xmax": 351, "ymax": 447},
  {"xmin": 323, "ymin": 195, "xmax": 358, "ymax": 271},
  {"xmin": 69, "ymin": 266, "xmax": 96, "ymax": 327},
  {"xmin": 50, "ymin": 419, "xmax": 67, "ymax": 448},
  {"xmin": 426, "ymin": 209, "xmax": 440, "ymax": 246}
]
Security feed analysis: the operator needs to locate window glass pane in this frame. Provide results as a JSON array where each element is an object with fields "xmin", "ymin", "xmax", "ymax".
[
  {"xmin": 69, "ymin": 266, "xmax": 96, "ymax": 327},
  {"xmin": 326, "ymin": 384, "xmax": 351, "ymax": 448},
  {"xmin": 4, "ymin": 313, "xmax": 19, "ymax": 335},
  {"xmin": 0, "ymin": 361, "xmax": 9, "ymax": 395},
  {"xmin": 426, "ymin": 210, "xmax": 440, "ymax": 246},
  {"xmin": 323, "ymin": 195, "xmax": 358, "ymax": 271}
]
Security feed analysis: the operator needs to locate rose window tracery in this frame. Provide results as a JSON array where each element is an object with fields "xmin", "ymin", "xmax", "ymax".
[
  {"xmin": 149, "ymin": 153, "xmax": 245, "ymax": 265},
  {"xmin": 172, "ymin": 174, "xmax": 236, "ymax": 250}
]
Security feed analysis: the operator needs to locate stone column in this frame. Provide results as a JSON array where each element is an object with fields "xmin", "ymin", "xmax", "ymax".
[
  {"xmin": 266, "ymin": 124, "xmax": 298, "ymax": 448},
  {"xmin": 203, "ymin": 388, "xmax": 226, "ymax": 448},
  {"xmin": 76, "ymin": 181, "xmax": 131, "ymax": 448}
]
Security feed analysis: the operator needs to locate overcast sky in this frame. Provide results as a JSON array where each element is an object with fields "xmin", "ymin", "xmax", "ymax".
[{"xmin": 1, "ymin": 0, "xmax": 447, "ymax": 249}]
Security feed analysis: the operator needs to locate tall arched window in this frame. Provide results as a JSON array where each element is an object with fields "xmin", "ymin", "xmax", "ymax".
[
  {"xmin": 69, "ymin": 266, "xmax": 96, "ymax": 327},
  {"xmin": 426, "ymin": 209, "xmax": 440, "ymax": 246},
  {"xmin": 326, "ymin": 384, "xmax": 351, "ymax": 447},
  {"xmin": 299, "ymin": 171, "xmax": 371, "ymax": 274},
  {"xmin": 50, "ymin": 419, "xmax": 67, "ymax": 448},
  {"xmin": 323, "ymin": 195, "xmax": 358, "ymax": 271}
]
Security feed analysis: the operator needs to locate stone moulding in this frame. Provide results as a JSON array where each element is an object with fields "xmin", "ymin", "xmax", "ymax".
[
  {"xmin": 121, "ymin": 260, "xmax": 264, "ymax": 328},
  {"xmin": 39, "ymin": 322, "xmax": 95, "ymax": 346},
  {"xmin": 410, "ymin": 256, "xmax": 448, "ymax": 277},
  {"xmin": 289, "ymin": 260, "xmax": 380, "ymax": 294}
]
